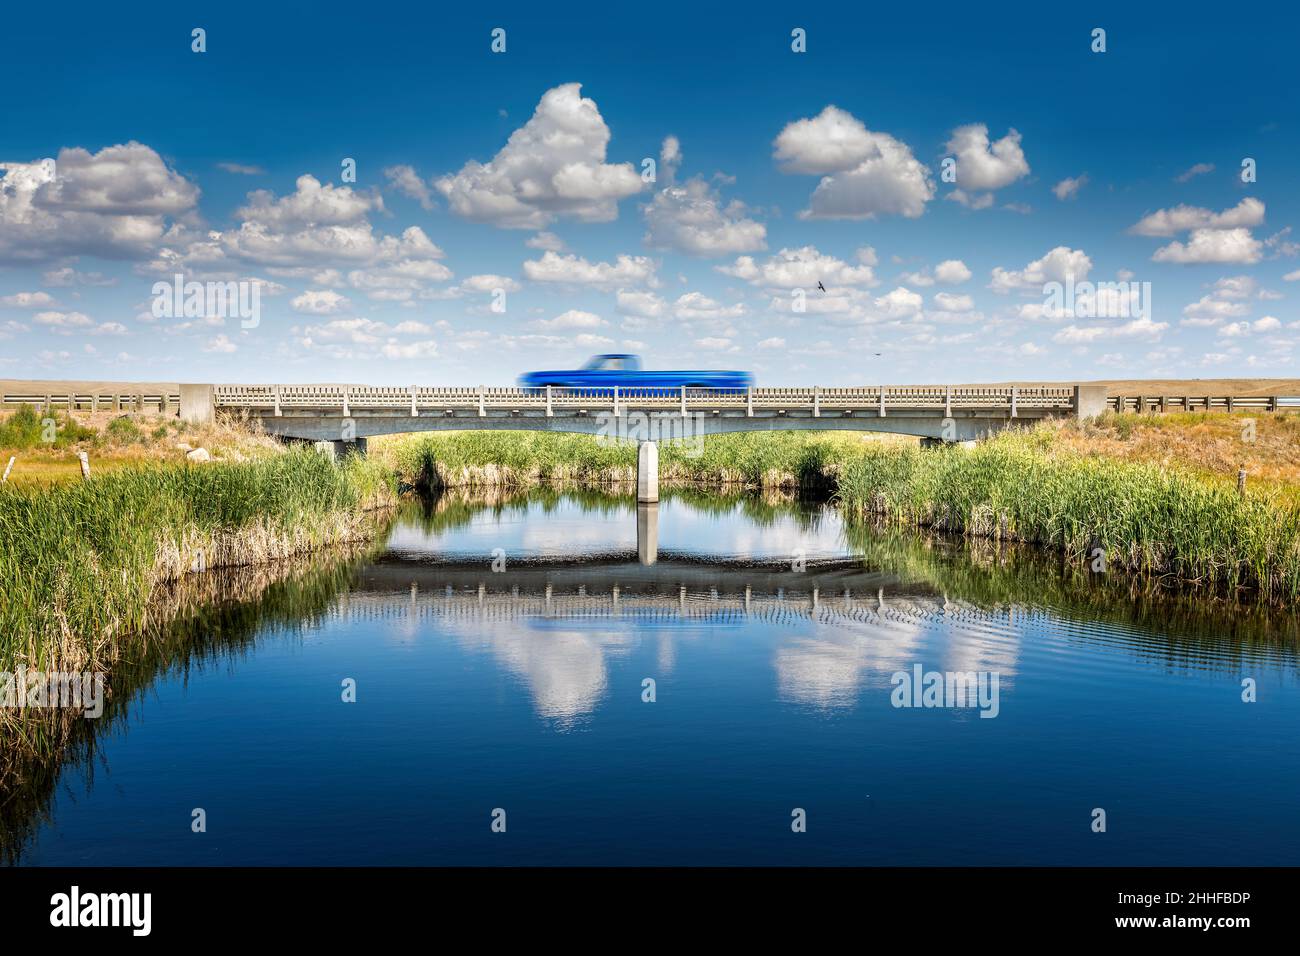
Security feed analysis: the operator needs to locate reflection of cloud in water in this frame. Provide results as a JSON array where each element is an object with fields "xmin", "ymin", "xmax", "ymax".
[
  {"xmin": 772, "ymin": 597, "xmax": 1022, "ymax": 709},
  {"xmin": 774, "ymin": 618, "xmax": 925, "ymax": 710},
  {"xmin": 445, "ymin": 620, "xmax": 635, "ymax": 727}
]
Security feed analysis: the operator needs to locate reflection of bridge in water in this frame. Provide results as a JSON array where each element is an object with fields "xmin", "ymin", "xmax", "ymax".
[{"xmin": 340, "ymin": 557, "xmax": 1038, "ymax": 631}]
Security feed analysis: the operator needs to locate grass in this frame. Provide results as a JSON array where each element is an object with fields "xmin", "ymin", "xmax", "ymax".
[
  {"xmin": 0, "ymin": 406, "xmax": 283, "ymax": 487},
  {"xmin": 372, "ymin": 430, "xmax": 902, "ymax": 489},
  {"xmin": 0, "ymin": 448, "xmax": 396, "ymax": 677},
  {"xmin": 834, "ymin": 427, "xmax": 1300, "ymax": 601}
]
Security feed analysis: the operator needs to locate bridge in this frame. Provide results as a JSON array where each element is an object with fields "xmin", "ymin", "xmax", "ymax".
[{"xmin": 186, "ymin": 382, "xmax": 1109, "ymax": 442}]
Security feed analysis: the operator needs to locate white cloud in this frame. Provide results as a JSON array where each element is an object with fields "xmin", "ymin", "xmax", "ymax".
[
  {"xmin": 1129, "ymin": 197, "xmax": 1265, "ymax": 237},
  {"xmin": 717, "ymin": 245, "xmax": 877, "ymax": 288},
  {"xmin": 525, "ymin": 231, "xmax": 566, "ymax": 252},
  {"xmin": 757, "ymin": 337, "xmax": 785, "ymax": 349},
  {"xmin": 203, "ymin": 334, "xmax": 237, "ymax": 353},
  {"xmin": 1152, "ymin": 227, "xmax": 1262, "ymax": 265},
  {"xmin": 673, "ymin": 292, "xmax": 746, "ymax": 321},
  {"xmin": 0, "ymin": 143, "xmax": 199, "ymax": 262},
  {"xmin": 523, "ymin": 251, "xmax": 656, "ymax": 288},
  {"xmin": 1285, "ymin": 269, "xmax": 1300, "ymax": 281},
  {"xmin": 534, "ymin": 309, "xmax": 606, "ymax": 330},
  {"xmin": 1052, "ymin": 174, "xmax": 1089, "ymax": 200},
  {"xmin": 383, "ymin": 164, "xmax": 435, "ymax": 210},
  {"xmin": 933, "ymin": 292, "xmax": 974, "ymax": 312},
  {"xmin": 616, "ymin": 289, "xmax": 667, "ymax": 319},
  {"xmin": 934, "ymin": 259, "xmax": 972, "ymax": 284},
  {"xmin": 773, "ymin": 106, "xmax": 933, "ymax": 219},
  {"xmin": 291, "ymin": 289, "xmax": 350, "ymax": 315},
  {"xmin": 435, "ymin": 83, "xmax": 643, "ymax": 228},
  {"xmin": 1054, "ymin": 317, "xmax": 1168, "ymax": 343},
  {"xmin": 34, "ymin": 310, "xmax": 93, "ymax": 328},
  {"xmin": 644, "ymin": 174, "xmax": 766, "ymax": 256},
  {"xmin": 1, "ymin": 291, "xmax": 56, "ymax": 307},
  {"xmin": 944, "ymin": 124, "xmax": 1030, "ymax": 205},
  {"xmin": 217, "ymin": 162, "xmax": 266, "ymax": 175},
  {"xmin": 1174, "ymin": 162, "xmax": 1215, "ymax": 183},
  {"xmin": 990, "ymin": 247, "xmax": 1093, "ymax": 293}
]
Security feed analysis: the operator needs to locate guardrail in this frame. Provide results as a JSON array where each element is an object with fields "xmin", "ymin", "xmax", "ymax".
[
  {"xmin": 1, "ymin": 392, "xmax": 179, "ymax": 412},
  {"xmin": 1107, "ymin": 395, "xmax": 1299, "ymax": 412},
  {"xmin": 212, "ymin": 384, "xmax": 1078, "ymax": 417}
]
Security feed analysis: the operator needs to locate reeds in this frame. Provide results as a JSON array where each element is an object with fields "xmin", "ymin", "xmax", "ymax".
[
  {"xmin": 0, "ymin": 449, "xmax": 396, "ymax": 676},
  {"xmin": 834, "ymin": 430, "xmax": 1300, "ymax": 601}
]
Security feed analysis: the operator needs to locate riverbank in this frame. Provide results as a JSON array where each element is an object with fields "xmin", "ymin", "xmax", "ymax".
[
  {"xmin": 376, "ymin": 418, "xmax": 1300, "ymax": 601},
  {"xmin": 0, "ymin": 449, "xmax": 396, "ymax": 682}
]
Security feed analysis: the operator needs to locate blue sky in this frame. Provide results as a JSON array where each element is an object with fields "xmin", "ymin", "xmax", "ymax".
[{"xmin": 2, "ymin": 2, "xmax": 1298, "ymax": 385}]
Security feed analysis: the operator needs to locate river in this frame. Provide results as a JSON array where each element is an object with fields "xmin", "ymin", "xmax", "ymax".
[{"xmin": 5, "ymin": 487, "xmax": 1299, "ymax": 865}]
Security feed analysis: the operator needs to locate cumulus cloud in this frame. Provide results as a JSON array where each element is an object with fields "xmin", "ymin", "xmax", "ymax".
[
  {"xmin": 217, "ymin": 162, "xmax": 266, "ymax": 176},
  {"xmin": 990, "ymin": 247, "xmax": 1093, "ymax": 293},
  {"xmin": 717, "ymin": 245, "xmax": 877, "ymax": 289},
  {"xmin": 1130, "ymin": 197, "xmax": 1264, "ymax": 237},
  {"xmin": 1, "ymin": 291, "xmax": 56, "ymax": 308},
  {"xmin": 616, "ymin": 289, "xmax": 667, "ymax": 319},
  {"xmin": 1054, "ymin": 317, "xmax": 1168, "ymax": 344},
  {"xmin": 523, "ymin": 250, "xmax": 656, "ymax": 288},
  {"xmin": 1152, "ymin": 227, "xmax": 1263, "ymax": 265},
  {"xmin": 773, "ymin": 106, "xmax": 933, "ymax": 219},
  {"xmin": 934, "ymin": 259, "xmax": 972, "ymax": 283},
  {"xmin": 943, "ymin": 124, "xmax": 1030, "ymax": 207},
  {"xmin": 293, "ymin": 316, "xmax": 439, "ymax": 360},
  {"xmin": 435, "ymin": 83, "xmax": 643, "ymax": 228},
  {"xmin": 643, "ymin": 138, "xmax": 766, "ymax": 256},
  {"xmin": 933, "ymin": 291, "xmax": 974, "ymax": 312},
  {"xmin": 525, "ymin": 231, "xmax": 566, "ymax": 252},
  {"xmin": 291, "ymin": 289, "xmax": 351, "ymax": 315},
  {"xmin": 0, "ymin": 143, "xmax": 199, "ymax": 263},
  {"xmin": 672, "ymin": 292, "xmax": 746, "ymax": 321}
]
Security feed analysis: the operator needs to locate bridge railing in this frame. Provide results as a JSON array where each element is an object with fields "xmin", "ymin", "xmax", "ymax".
[{"xmin": 2, "ymin": 391, "xmax": 179, "ymax": 412}]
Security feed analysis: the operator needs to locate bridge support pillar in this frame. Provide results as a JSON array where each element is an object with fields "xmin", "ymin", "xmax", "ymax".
[
  {"xmin": 637, "ymin": 440, "xmax": 658, "ymax": 503},
  {"xmin": 637, "ymin": 502, "xmax": 659, "ymax": 565},
  {"xmin": 319, "ymin": 437, "xmax": 368, "ymax": 461}
]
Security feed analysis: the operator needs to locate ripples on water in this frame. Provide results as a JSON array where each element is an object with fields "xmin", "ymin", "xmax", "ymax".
[{"xmin": 4, "ymin": 488, "xmax": 1298, "ymax": 866}]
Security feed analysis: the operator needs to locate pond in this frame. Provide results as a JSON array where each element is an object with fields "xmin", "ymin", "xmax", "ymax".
[{"xmin": 5, "ymin": 488, "xmax": 1299, "ymax": 865}]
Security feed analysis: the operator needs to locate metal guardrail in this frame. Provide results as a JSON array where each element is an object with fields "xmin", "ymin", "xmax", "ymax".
[
  {"xmin": 1, "ymin": 392, "xmax": 179, "ymax": 412},
  {"xmin": 212, "ymin": 384, "xmax": 1078, "ymax": 417}
]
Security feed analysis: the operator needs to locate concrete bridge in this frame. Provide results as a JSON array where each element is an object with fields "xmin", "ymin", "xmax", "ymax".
[
  {"xmin": 184, "ymin": 382, "xmax": 1109, "ymax": 440},
  {"xmin": 181, "ymin": 381, "xmax": 1109, "ymax": 502}
]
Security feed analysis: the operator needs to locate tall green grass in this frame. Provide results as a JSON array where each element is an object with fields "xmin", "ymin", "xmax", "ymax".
[
  {"xmin": 383, "ymin": 430, "xmax": 875, "ymax": 488},
  {"xmin": 835, "ymin": 430, "xmax": 1300, "ymax": 601},
  {"xmin": 0, "ymin": 449, "xmax": 395, "ymax": 673}
]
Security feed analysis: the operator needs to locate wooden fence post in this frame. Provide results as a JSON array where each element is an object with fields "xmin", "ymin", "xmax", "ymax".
[
  {"xmin": 78, "ymin": 451, "xmax": 91, "ymax": 480},
  {"xmin": 2, "ymin": 456, "xmax": 14, "ymax": 483}
]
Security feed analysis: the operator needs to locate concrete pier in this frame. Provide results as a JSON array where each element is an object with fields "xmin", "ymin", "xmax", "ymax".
[
  {"xmin": 637, "ymin": 503, "xmax": 659, "ymax": 565},
  {"xmin": 637, "ymin": 440, "xmax": 658, "ymax": 503}
]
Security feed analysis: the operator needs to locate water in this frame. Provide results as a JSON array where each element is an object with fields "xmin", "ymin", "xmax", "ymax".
[{"xmin": 5, "ymin": 488, "xmax": 1300, "ymax": 865}]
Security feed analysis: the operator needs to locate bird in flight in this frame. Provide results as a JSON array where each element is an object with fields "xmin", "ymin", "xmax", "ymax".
[{"xmin": 817, "ymin": 281, "xmax": 827, "ymax": 293}]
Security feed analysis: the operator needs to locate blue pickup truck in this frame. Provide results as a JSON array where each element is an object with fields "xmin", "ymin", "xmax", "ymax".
[{"xmin": 518, "ymin": 354, "xmax": 753, "ymax": 390}]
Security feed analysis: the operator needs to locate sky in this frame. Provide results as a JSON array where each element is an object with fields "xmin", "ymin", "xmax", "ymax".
[{"xmin": 2, "ymin": 2, "xmax": 1298, "ymax": 386}]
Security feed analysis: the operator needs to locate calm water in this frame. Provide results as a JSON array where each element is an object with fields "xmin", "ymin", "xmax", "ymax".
[{"xmin": 6, "ymin": 489, "xmax": 1300, "ymax": 866}]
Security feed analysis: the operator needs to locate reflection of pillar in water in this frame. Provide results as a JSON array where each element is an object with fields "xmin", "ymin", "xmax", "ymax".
[{"xmin": 637, "ymin": 502, "xmax": 659, "ymax": 565}]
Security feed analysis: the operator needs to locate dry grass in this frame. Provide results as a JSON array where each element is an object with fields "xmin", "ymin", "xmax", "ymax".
[
  {"xmin": 1047, "ymin": 412, "xmax": 1300, "ymax": 494},
  {"xmin": 0, "ymin": 409, "xmax": 282, "ymax": 487}
]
